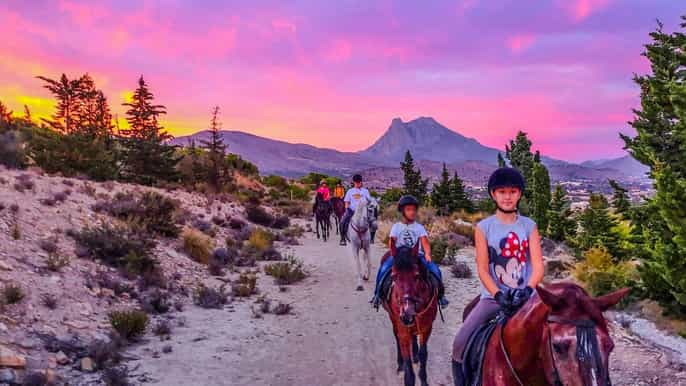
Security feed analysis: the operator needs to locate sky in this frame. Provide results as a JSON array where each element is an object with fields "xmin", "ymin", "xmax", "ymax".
[{"xmin": 0, "ymin": 0, "xmax": 682, "ymax": 162}]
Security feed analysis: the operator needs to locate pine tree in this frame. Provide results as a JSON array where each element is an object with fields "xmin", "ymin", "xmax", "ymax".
[
  {"xmin": 449, "ymin": 172, "xmax": 473, "ymax": 213},
  {"xmin": 431, "ymin": 163, "xmax": 452, "ymax": 215},
  {"xmin": 608, "ymin": 179, "xmax": 630, "ymax": 217},
  {"xmin": 546, "ymin": 184, "xmax": 577, "ymax": 242},
  {"xmin": 200, "ymin": 106, "xmax": 229, "ymax": 191},
  {"xmin": 620, "ymin": 17, "xmax": 686, "ymax": 315},
  {"xmin": 120, "ymin": 76, "xmax": 180, "ymax": 185},
  {"xmin": 576, "ymin": 193, "xmax": 623, "ymax": 258},
  {"xmin": 400, "ymin": 150, "xmax": 428, "ymax": 203},
  {"xmin": 23, "ymin": 105, "xmax": 31, "ymax": 123},
  {"xmin": 37, "ymin": 74, "xmax": 84, "ymax": 133},
  {"xmin": 497, "ymin": 152, "xmax": 506, "ymax": 167},
  {"xmin": 530, "ymin": 159, "xmax": 551, "ymax": 234},
  {"xmin": 0, "ymin": 101, "xmax": 12, "ymax": 123}
]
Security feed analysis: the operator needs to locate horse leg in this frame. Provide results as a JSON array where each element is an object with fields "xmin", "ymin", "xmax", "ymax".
[
  {"xmin": 362, "ymin": 244, "xmax": 371, "ymax": 281},
  {"xmin": 398, "ymin": 331, "xmax": 416, "ymax": 386},
  {"xmin": 352, "ymin": 245, "xmax": 363, "ymax": 291},
  {"xmin": 316, "ymin": 219, "xmax": 321, "ymax": 239},
  {"xmin": 394, "ymin": 329, "xmax": 403, "ymax": 372},
  {"xmin": 418, "ymin": 342, "xmax": 429, "ymax": 386},
  {"xmin": 412, "ymin": 335, "xmax": 419, "ymax": 363}
]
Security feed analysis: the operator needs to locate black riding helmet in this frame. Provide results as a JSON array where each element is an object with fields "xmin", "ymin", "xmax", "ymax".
[
  {"xmin": 352, "ymin": 174, "xmax": 363, "ymax": 183},
  {"xmin": 487, "ymin": 167, "xmax": 526, "ymax": 193},
  {"xmin": 397, "ymin": 195, "xmax": 419, "ymax": 213}
]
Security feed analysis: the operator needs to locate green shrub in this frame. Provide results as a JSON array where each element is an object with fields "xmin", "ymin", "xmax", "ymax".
[
  {"xmin": 73, "ymin": 223, "xmax": 157, "ymax": 276},
  {"xmin": 93, "ymin": 191, "xmax": 181, "ymax": 237},
  {"xmin": 574, "ymin": 246, "xmax": 637, "ymax": 305},
  {"xmin": 2, "ymin": 282, "xmax": 25, "ymax": 304},
  {"xmin": 182, "ymin": 228, "xmax": 214, "ymax": 264},
  {"xmin": 108, "ymin": 309, "xmax": 149, "ymax": 340},
  {"xmin": 430, "ymin": 237, "xmax": 455, "ymax": 265},
  {"xmin": 245, "ymin": 205, "xmax": 274, "ymax": 227},
  {"xmin": 265, "ymin": 255, "xmax": 307, "ymax": 285}
]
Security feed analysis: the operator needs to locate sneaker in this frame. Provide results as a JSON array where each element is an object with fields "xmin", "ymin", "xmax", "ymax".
[
  {"xmin": 439, "ymin": 297, "xmax": 449, "ymax": 307},
  {"xmin": 339, "ymin": 239, "xmax": 347, "ymax": 246}
]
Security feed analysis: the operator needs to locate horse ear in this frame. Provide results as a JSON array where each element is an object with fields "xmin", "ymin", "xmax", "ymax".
[
  {"xmin": 536, "ymin": 285, "xmax": 564, "ymax": 310},
  {"xmin": 593, "ymin": 288, "xmax": 630, "ymax": 311}
]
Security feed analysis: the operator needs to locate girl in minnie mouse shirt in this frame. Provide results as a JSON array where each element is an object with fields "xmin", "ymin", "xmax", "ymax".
[{"xmin": 451, "ymin": 167, "xmax": 544, "ymax": 386}]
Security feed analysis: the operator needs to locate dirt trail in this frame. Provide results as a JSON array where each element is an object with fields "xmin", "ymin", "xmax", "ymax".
[{"xmin": 130, "ymin": 228, "xmax": 686, "ymax": 386}]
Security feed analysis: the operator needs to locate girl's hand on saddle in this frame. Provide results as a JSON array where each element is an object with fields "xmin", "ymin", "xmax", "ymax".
[
  {"xmin": 511, "ymin": 286, "xmax": 534, "ymax": 308},
  {"xmin": 494, "ymin": 291, "xmax": 513, "ymax": 310}
]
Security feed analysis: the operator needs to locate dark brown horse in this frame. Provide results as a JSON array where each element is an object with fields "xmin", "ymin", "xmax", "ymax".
[
  {"xmin": 314, "ymin": 192, "xmax": 331, "ymax": 241},
  {"xmin": 462, "ymin": 283, "xmax": 629, "ymax": 386},
  {"xmin": 331, "ymin": 197, "xmax": 346, "ymax": 235},
  {"xmin": 383, "ymin": 244, "xmax": 438, "ymax": 386}
]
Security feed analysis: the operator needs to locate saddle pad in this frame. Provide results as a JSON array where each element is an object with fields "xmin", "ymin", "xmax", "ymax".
[{"xmin": 463, "ymin": 318, "xmax": 500, "ymax": 386}]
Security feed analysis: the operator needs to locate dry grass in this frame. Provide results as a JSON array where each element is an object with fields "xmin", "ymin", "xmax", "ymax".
[
  {"xmin": 247, "ymin": 228, "xmax": 274, "ymax": 252},
  {"xmin": 182, "ymin": 228, "xmax": 214, "ymax": 264}
]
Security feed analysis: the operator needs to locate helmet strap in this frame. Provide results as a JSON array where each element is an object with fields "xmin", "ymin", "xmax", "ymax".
[{"xmin": 490, "ymin": 190, "xmax": 520, "ymax": 214}]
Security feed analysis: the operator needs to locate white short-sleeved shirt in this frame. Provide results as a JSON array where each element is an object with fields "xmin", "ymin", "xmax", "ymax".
[
  {"xmin": 390, "ymin": 221, "xmax": 428, "ymax": 253},
  {"xmin": 344, "ymin": 187, "xmax": 371, "ymax": 211}
]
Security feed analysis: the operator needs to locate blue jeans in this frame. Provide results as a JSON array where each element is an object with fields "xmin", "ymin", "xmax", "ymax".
[{"xmin": 374, "ymin": 254, "xmax": 443, "ymax": 297}]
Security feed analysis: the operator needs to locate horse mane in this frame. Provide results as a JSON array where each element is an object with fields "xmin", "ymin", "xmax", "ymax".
[{"xmin": 393, "ymin": 246, "xmax": 418, "ymax": 272}]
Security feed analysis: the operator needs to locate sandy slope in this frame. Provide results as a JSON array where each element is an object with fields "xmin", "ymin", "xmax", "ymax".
[{"xmin": 129, "ymin": 227, "xmax": 686, "ymax": 386}]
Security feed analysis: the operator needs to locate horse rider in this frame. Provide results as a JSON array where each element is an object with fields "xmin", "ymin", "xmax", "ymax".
[
  {"xmin": 451, "ymin": 167, "xmax": 544, "ymax": 386},
  {"xmin": 339, "ymin": 174, "xmax": 371, "ymax": 246},
  {"xmin": 371, "ymin": 195, "xmax": 449, "ymax": 308},
  {"xmin": 333, "ymin": 181, "xmax": 346, "ymax": 200},
  {"xmin": 312, "ymin": 179, "xmax": 332, "ymax": 215}
]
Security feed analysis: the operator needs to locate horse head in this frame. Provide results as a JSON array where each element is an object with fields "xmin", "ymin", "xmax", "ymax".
[
  {"xmin": 390, "ymin": 244, "xmax": 425, "ymax": 326},
  {"xmin": 352, "ymin": 198, "xmax": 369, "ymax": 227},
  {"xmin": 536, "ymin": 283, "xmax": 629, "ymax": 386}
]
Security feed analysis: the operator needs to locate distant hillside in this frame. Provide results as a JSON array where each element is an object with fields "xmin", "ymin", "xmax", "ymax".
[{"xmin": 172, "ymin": 118, "xmax": 649, "ymax": 183}]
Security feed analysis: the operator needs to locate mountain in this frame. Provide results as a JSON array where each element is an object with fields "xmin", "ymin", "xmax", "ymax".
[
  {"xmin": 171, "ymin": 130, "xmax": 375, "ymax": 177},
  {"xmin": 581, "ymin": 155, "xmax": 649, "ymax": 179},
  {"xmin": 172, "ymin": 117, "xmax": 649, "ymax": 183},
  {"xmin": 360, "ymin": 117, "xmax": 500, "ymax": 165}
]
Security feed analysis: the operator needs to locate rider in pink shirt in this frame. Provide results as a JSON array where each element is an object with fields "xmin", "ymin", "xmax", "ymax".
[{"xmin": 316, "ymin": 180, "xmax": 331, "ymax": 201}]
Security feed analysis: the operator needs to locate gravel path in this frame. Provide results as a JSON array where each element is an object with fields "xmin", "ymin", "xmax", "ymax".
[{"xmin": 129, "ymin": 229, "xmax": 686, "ymax": 386}]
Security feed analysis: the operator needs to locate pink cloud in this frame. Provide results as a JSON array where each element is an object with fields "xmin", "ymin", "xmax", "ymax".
[
  {"xmin": 561, "ymin": 0, "xmax": 612, "ymax": 22},
  {"xmin": 507, "ymin": 34, "xmax": 536, "ymax": 54},
  {"xmin": 271, "ymin": 18, "xmax": 297, "ymax": 34},
  {"xmin": 325, "ymin": 40, "xmax": 353, "ymax": 62}
]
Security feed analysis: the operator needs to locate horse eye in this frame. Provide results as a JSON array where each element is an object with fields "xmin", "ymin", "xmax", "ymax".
[{"xmin": 553, "ymin": 341, "xmax": 571, "ymax": 354}]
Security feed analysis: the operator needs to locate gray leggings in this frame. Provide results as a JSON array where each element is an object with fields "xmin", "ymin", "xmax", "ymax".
[{"xmin": 452, "ymin": 297, "xmax": 500, "ymax": 362}]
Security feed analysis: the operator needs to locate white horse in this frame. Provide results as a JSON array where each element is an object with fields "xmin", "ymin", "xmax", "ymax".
[{"xmin": 348, "ymin": 198, "xmax": 371, "ymax": 291}]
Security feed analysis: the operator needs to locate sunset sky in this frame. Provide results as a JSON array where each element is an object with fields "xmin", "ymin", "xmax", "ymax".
[{"xmin": 0, "ymin": 1, "xmax": 682, "ymax": 162}]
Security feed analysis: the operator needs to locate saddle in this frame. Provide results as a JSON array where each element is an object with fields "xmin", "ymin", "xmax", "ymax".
[{"xmin": 462, "ymin": 314, "xmax": 506, "ymax": 386}]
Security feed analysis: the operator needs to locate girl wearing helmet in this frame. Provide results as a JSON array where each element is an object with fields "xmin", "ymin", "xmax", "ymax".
[
  {"xmin": 371, "ymin": 195, "xmax": 449, "ymax": 308},
  {"xmin": 451, "ymin": 167, "xmax": 544, "ymax": 386}
]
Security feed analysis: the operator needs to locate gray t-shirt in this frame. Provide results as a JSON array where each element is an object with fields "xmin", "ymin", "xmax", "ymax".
[
  {"xmin": 389, "ymin": 222, "xmax": 428, "ymax": 254},
  {"xmin": 476, "ymin": 215, "xmax": 536, "ymax": 298}
]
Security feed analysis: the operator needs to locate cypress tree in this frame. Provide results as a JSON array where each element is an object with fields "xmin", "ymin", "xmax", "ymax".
[
  {"xmin": 608, "ymin": 179, "xmax": 630, "ymax": 217},
  {"xmin": 621, "ymin": 17, "xmax": 686, "ymax": 314},
  {"xmin": 430, "ymin": 163, "xmax": 452, "ymax": 215},
  {"xmin": 505, "ymin": 131, "xmax": 535, "ymax": 199},
  {"xmin": 576, "ymin": 193, "xmax": 623, "ymax": 259},
  {"xmin": 530, "ymin": 159, "xmax": 551, "ymax": 234},
  {"xmin": 497, "ymin": 152, "xmax": 506, "ymax": 167},
  {"xmin": 400, "ymin": 150, "xmax": 428, "ymax": 204},
  {"xmin": 449, "ymin": 171, "xmax": 472, "ymax": 213},
  {"xmin": 120, "ymin": 76, "xmax": 180, "ymax": 185},
  {"xmin": 546, "ymin": 184, "xmax": 576, "ymax": 242}
]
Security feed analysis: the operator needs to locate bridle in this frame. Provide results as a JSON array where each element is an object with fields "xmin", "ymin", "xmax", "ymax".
[{"xmin": 500, "ymin": 315, "xmax": 610, "ymax": 386}]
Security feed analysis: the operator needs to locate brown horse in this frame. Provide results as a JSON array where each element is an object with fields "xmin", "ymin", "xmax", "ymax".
[
  {"xmin": 462, "ymin": 283, "xmax": 629, "ymax": 386},
  {"xmin": 314, "ymin": 192, "xmax": 331, "ymax": 241},
  {"xmin": 383, "ymin": 244, "xmax": 438, "ymax": 386},
  {"xmin": 331, "ymin": 197, "xmax": 346, "ymax": 235}
]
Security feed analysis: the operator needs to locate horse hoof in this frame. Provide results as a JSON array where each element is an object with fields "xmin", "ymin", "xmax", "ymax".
[
  {"xmin": 363, "ymin": 275, "xmax": 369, "ymax": 281},
  {"xmin": 356, "ymin": 285, "xmax": 364, "ymax": 291}
]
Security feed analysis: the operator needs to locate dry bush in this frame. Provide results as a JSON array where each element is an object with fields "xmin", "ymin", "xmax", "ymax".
[
  {"xmin": 13, "ymin": 174, "xmax": 34, "ymax": 192},
  {"xmin": 40, "ymin": 293, "xmax": 59, "ymax": 309},
  {"xmin": 451, "ymin": 210, "xmax": 489, "ymax": 224},
  {"xmin": 2, "ymin": 282, "xmax": 25, "ymax": 304},
  {"xmin": 182, "ymin": 228, "xmax": 214, "ymax": 264},
  {"xmin": 231, "ymin": 273, "xmax": 258, "ymax": 297},
  {"xmin": 573, "ymin": 246, "xmax": 637, "ymax": 304},
  {"xmin": 451, "ymin": 261, "xmax": 473, "ymax": 278},
  {"xmin": 193, "ymin": 283, "xmax": 229, "ymax": 308},
  {"xmin": 152, "ymin": 320, "xmax": 172, "ymax": 337},
  {"xmin": 10, "ymin": 221, "xmax": 20, "ymax": 240},
  {"xmin": 108, "ymin": 309, "xmax": 149, "ymax": 340},
  {"xmin": 45, "ymin": 253, "xmax": 70, "ymax": 272},
  {"xmin": 39, "ymin": 238, "xmax": 58, "ymax": 254},
  {"xmin": 140, "ymin": 289, "xmax": 171, "ymax": 314},
  {"xmin": 102, "ymin": 366, "xmax": 131, "ymax": 386},
  {"xmin": 264, "ymin": 255, "xmax": 307, "ymax": 285},
  {"xmin": 245, "ymin": 205, "xmax": 275, "ymax": 227},
  {"xmin": 282, "ymin": 224, "xmax": 305, "ymax": 239},
  {"xmin": 247, "ymin": 228, "xmax": 274, "ymax": 252}
]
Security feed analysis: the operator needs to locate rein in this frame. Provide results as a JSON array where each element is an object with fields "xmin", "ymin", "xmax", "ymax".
[{"xmin": 499, "ymin": 315, "xmax": 608, "ymax": 386}]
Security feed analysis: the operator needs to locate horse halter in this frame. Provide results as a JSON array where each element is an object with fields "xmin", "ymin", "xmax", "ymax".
[{"xmin": 501, "ymin": 315, "xmax": 610, "ymax": 386}]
